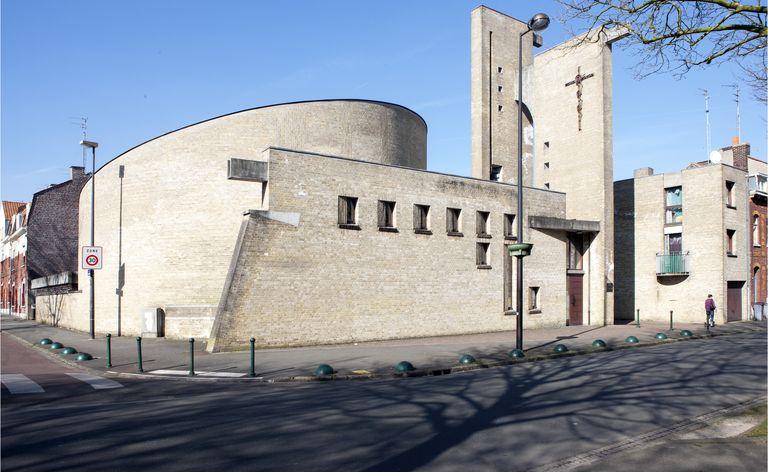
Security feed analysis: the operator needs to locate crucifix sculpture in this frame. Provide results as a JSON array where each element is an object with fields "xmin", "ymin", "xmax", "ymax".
[{"xmin": 564, "ymin": 67, "xmax": 594, "ymax": 131}]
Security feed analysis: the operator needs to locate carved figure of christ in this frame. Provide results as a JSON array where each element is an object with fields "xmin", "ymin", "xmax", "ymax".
[{"xmin": 564, "ymin": 67, "xmax": 594, "ymax": 131}]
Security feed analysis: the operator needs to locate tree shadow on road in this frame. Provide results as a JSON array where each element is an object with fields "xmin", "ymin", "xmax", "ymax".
[{"xmin": 2, "ymin": 334, "xmax": 766, "ymax": 472}]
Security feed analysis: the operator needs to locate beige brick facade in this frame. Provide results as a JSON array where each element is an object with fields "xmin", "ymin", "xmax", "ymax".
[{"xmin": 614, "ymin": 163, "xmax": 751, "ymax": 324}]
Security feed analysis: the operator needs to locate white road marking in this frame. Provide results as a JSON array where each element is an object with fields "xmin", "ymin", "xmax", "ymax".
[
  {"xmin": 65, "ymin": 373, "xmax": 123, "ymax": 389},
  {"xmin": 1, "ymin": 374, "xmax": 44, "ymax": 394},
  {"xmin": 150, "ymin": 369, "xmax": 246, "ymax": 378}
]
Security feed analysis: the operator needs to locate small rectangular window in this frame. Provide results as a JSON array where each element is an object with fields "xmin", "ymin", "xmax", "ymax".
[
  {"xmin": 544, "ymin": 161, "xmax": 550, "ymax": 169},
  {"xmin": 413, "ymin": 204, "xmax": 430, "ymax": 233},
  {"xmin": 725, "ymin": 181, "xmax": 735, "ymax": 207},
  {"xmin": 498, "ymin": 105, "xmax": 503, "ymax": 112},
  {"xmin": 476, "ymin": 211, "xmax": 490, "ymax": 237},
  {"xmin": 529, "ymin": 286, "xmax": 540, "ymax": 311},
  {"xmin": 504, "ymin": 214, "xmax": 516, "ymax": 239},
  {"xmin": 378, "ymin": 200, "xmax": 396, "ymax": 230},
  {"xmin": 665, "ymin": 186, "xmax": 682, "ymax": 207},
  {"xmin": 544, "ymin": 141, "xmax": 550, "ymax": 149},
  {"xmin": 727, "ymin": 229, "xmax": 736, "ymax": 255},
  {"xmin": 544, "ymin": 183, "xmax": 550, "ymax": 189},
  {"xmin": 497, "ymin": 85, "xmax": 503, "ymax": 92},
  {"xmin": 338, "ymin": 196, "xmax": 358, "ymax": 228},
  {"xmin": 476, "ymin": 242, "xmax": 490, "ymax": 267},
  {"xmin": 490, "ymin": 165, "xmax": 502, "ymax": 182},
  {"xmin": 497, "ymin": 66, "xmax": 503, "ymax": 73},
  {"xmin": 447, "ymin": 208, "xmax": 462, "ymax": 235}
]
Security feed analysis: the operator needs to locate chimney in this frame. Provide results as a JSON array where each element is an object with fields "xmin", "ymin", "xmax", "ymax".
[
  {"xmin": 732, "ymin": 136, "xmax": 740, "ymax": 145},
  {"xmin": 732, "ymin": 142, "xmax": 750, "ymax": 171},
  {"xmin": 634, "ymin": 167, "xmax": 654, "ymax": 178},
  {"xmin": 70, "ymin": 166, "xmax": 85, "ymax": 180}
]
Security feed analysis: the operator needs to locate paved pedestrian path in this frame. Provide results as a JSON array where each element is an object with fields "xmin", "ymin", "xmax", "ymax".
[{"xmin": 2, "ymin": 315, "xmax": 765, "ymax": 381}]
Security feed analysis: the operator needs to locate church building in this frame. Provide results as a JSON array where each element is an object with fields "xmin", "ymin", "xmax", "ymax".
[{"xmin": 32, "ymin": 6, "xmax": 760, "ymax": 351}]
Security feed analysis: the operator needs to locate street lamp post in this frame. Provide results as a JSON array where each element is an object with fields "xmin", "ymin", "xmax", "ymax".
[
  {"xmin": 80, "ymin": 140, "xmax": 98, "ymax": 339},
  {"xmin": 515, "ymin": 13, "xmax": 549, "ymax": 351}
]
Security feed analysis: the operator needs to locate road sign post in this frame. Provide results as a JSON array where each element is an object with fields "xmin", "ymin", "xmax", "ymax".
[{"xmin": 82, "ymin": 246, "xmax": 103, "ymax": 270}]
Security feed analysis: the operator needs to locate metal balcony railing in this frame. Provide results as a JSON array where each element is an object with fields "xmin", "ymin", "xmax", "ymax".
[
  {"xmin": 748, "ymin": 173, "xmax": 767, "ymax": 197},
  {"xmin": 656, "ymin": 252, "xmax": 690, "ymax": 275}
]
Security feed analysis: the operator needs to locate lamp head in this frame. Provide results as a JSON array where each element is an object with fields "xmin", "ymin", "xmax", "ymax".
[
  {"xmin": 528, "ymin": 13, "xmax": 550, "ymax": 32},
  {"xmin": 80, "ymin": 140, "xmax": 99, "ymax": 149}
]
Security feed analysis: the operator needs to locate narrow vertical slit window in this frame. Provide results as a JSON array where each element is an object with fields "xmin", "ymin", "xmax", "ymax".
[
  {"xmin": 529, "ymin": 286, "xmax": 540, "ymax": 311},
  {"xmin": 725, "ymin": 181, "xmax": 735, "ymax": 207},
  {"xmin": 490, "ymin": 165, "xmax": 502, "ymax": 182},
  {"xmin": 727, "ymin": 229, "xmax": 736, "ymax": 255},
  {"xmin": 378, "ymin": 200, "xmax": 397, "ymax": 231},
  {"xmin": 338, "ymin": 196, "xmax": 358, "ymax": 229},
  {"xmin": 476, "ymin": 242, "xmax": 490, "ymax": 267},
  {"xmin": 446, "ymin": 208, "xmax": 462, "ymax": 235},
  {"xmin": 476, "ymin": 211, "xmax": 490, "ymax": 237},
  {"xmin": 413, "ymin": 204, "xmax": 431, "ymax": 234},
  {"xmin": 504, "ymin": 214, "xmax": 516, "ymax": 239}
]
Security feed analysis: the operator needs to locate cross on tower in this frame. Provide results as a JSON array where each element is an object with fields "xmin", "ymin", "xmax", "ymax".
[{"xmin": 564, "ymin": 67, "xmax": 594, "ymax": 131}]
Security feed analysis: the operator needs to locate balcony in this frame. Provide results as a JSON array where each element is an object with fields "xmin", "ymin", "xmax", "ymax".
[
  {"xmin": 748, "ymin": 173, "xmax": 767, "ymax": 197},
  {"xmin": 656, "ymin": 252, "xmax": 690, "ymax": 276}
]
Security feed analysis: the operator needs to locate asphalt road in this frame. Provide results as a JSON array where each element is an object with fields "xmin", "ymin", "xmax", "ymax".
[{"xmin": 2, "ymin": 331, "xmax": 766, "ymax": 471}]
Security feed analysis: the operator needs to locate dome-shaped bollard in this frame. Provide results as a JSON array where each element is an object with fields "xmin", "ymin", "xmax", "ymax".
[
  {"xmin": 75, "ymin": 353, "xmax": 93, "ymax": 361},
  {"xmin": 49, "ymin": 342, "xmax": 64, "ymax": 350},
  {"xmin": 395, "ymin": 361, "xmax": 415, "ymax": 373},
  {"xmin": 314, "ymin": 364, "xmax": 334, "ymax": 376},
  {"xmin": 592, "ymin": 339, "xmax": 607, "ymax": 348},
  {"xmin": 60, "ymin": 347, "xmax": 78, "ymax": 355},
  {"xmin": 553, "ymin": 344, "xmax": 569, "ymax": 353},
  {"xmin": 459, "ymin": 354, "xmax": 476, "ymax": 365},
  {"xmin": 655, "ymin": 332, "xmax": 668, "ymax": 340},
  {"xmin": 680, "ymin": 329, "xmax": 693, "ymax": 337},
  {"xmin": 39, "ymin": 338, "xmax": 53, "ymax": 345},
  {"xmin": 509, "ymin": 349, "xmax": 525, "ymax": 359},
  {"xmin": 625, "ymin": 336, "xmax": 639, "ymax": 344}
]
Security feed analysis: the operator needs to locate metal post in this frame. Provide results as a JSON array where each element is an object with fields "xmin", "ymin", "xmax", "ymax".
[
  {"xmin": 515, "ymin": 28, "xmax": 528, "ymax": 351},
  {"xmin": 249, "ymin": 337, "xmax": 256, "ymax": 377},
  {"xmin": 136, "ymin": 336, "xmax": 143, "ymax": 373},
  {"xmin": 669, "ymin": 310, "xmax": 674, "ymax": 331},
  {"xmin": 189, "ymin": 338, "xmax": 195, "ymax": 376},
  {"xmin": 636, "ymin": 309, "xmax": 640, "ymax": 328},
  {"xmin": 106, "ymin": 333, "xmax": 112, "ymax": 368},
  {"xmin": 89, "ymin": 146, "xmax": 96, "ymax": 339}
]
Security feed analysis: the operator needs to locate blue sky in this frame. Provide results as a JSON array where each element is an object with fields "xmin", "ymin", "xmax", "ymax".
[{"xmin": 2, "ymin": 0, "xmax": 766, "ymax": 202}]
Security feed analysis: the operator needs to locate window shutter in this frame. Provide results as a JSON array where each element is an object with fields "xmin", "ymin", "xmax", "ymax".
[
  {"xmin": 338, "ymin": 197, "xmax": 346, "ymax": 224},
  {"xmin": 378, "ymin": 201, "xmax": 386, "ymax": 227}
]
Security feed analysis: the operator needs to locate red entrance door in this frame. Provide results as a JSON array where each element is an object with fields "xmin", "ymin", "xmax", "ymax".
[
  {"xmin": 727, "ymin": 281, "xmax": 743, "ymax": 322},
  {"xmin": 567, "ymin": 274, "xmax": 584, "ymax": 326}
]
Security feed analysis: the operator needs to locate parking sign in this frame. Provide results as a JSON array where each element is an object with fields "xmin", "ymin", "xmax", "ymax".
[{"xmin": 82, "ymin": 246, "xmax": 103, "ymax": 270}]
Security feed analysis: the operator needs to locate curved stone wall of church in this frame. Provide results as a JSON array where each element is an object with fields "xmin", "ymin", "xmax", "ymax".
[{"xmin": 49, "ymin": 100, "xmax": 426, "ymax": 336}]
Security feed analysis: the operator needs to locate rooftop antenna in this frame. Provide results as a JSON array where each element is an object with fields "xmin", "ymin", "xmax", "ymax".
[
  {"xmin": 69, "ymin": 116, "xmax": 88, "ymax": 168},
  {"xmin": 699, "ymin": 89, "xmax": 711, "ymax": 157},
  {"xmin": 722, "ymin": 84, "xmax": 741, "ymax": 142}
]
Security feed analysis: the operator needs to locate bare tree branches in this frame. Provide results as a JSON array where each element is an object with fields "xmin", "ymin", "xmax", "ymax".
[{"xmin": 558, "ymin": 0, "xmax": 767, "ymax": 101}]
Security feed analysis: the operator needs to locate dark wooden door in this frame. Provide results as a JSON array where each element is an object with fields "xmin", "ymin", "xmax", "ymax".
[
  {"xmin": 727, "ymin": 281, "xmax": 743, "ymax": 322},
  {"xmin": 567, "ymin": 274, "xmax": 584, "ymax": 326}
]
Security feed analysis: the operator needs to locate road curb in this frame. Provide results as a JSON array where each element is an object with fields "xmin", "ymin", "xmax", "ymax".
[
  {"xmin": 3, "ymin": 323, "xmax": 763, "ymax": 384},
  {"xmin": 78, "ymin": 328, "xmax": 767, "ymax": 383}
]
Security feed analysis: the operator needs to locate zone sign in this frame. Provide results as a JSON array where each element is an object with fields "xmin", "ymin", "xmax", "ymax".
[{"xmin": 81, "ymin": 246, "xmax": 103, "ymax": 270}]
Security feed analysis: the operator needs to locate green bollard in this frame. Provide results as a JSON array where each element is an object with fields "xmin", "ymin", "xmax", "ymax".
[
  {"xmin": 249, "ymin": 337, "xmax": 256, "ymax": 377},
  {"xmin": 136, "ymin": 337, "xmax": 144, "ymax": 373},
  {"xmin": 106, "ymin": 333, "xmax": 113, "ymax": 368},
  {"xmin": 189, "ymin": 338, "xmax": 196, "ymax": 376}
]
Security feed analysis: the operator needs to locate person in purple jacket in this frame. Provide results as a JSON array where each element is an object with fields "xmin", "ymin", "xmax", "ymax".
[{"xmin": 705, "ymin": 294, "xmax": 716, "ymax": 327}]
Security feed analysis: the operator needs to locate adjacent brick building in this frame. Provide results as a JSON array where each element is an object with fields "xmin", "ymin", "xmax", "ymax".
[
  {"xmin": 1, "ymin": 201, "xmax": 29, "ymax": 317},
  {"xmin": 27, "ymin": 167, "xmax": 90, "ymax": 319},
  {"xmin": 746, "ymin": 152, "xmax": 767, "ymax": 318}
]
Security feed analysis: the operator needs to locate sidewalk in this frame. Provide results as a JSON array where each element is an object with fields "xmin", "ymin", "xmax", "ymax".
[{"xmin": 2, "ymin": 315, "xmax": 765, "ymax": 381}]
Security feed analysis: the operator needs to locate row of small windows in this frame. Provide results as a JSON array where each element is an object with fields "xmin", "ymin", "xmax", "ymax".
[{"xmin": 338, "ymin": 196, "xmax": 517, "ymax": 238}]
